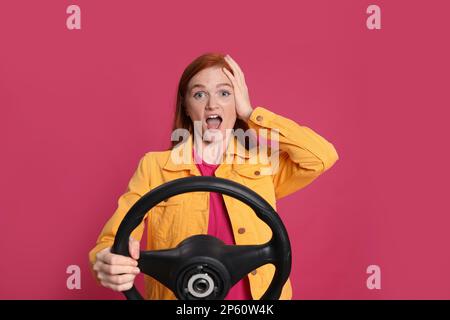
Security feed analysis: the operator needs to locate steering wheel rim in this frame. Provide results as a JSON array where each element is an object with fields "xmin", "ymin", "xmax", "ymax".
[{"xmin": 111, "ymin": 176, "xmax": 291, "ymax": 300}]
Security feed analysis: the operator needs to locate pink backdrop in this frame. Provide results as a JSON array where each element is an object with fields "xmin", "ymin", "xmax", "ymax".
[{"xmin": 1, "ymin": 0, "xmax": 449, "ymax": 299}]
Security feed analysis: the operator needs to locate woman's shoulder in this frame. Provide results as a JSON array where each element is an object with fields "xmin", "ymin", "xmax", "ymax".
[{"xmin": 140, "ymin": 149, "xmax": 173, "ymax": 168}]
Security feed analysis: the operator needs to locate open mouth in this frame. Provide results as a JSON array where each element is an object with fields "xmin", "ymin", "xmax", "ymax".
[{"xmin": 205, "ymin": 114, "xmax": 223, "ymax": 130}]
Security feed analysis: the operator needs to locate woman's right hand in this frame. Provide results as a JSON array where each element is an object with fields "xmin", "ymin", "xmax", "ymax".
[{"xmin": 93, "ymin": 237, "xmax": 141, "ymax": 292}]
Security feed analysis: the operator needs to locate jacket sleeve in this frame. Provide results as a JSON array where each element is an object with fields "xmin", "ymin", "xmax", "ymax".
[
  {"xmin": 88, "ymin": 154, "xmax": 151, "ymax": 272},
  {"xmin": 247, "ymin": 107, "xmax": 339, "ymax": 200}
]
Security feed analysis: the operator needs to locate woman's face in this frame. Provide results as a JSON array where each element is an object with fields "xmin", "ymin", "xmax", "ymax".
[{"xmin": 184, "ymin": 66, "xmax": 236, "ymax": 142}]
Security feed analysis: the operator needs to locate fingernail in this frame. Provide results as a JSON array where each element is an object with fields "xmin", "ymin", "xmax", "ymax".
[{"xmin": 135, "ymin": 268, "xmax": 140, "ymax": 273}]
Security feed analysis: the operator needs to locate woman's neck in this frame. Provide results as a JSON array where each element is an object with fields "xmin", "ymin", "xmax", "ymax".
[{"xmin": 193, "ymin": 134, "xmax": 231, "ymax": 165}]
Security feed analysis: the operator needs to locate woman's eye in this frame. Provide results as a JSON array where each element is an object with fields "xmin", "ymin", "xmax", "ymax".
[
  {"xmin": 193, "ymin": 91, "xmax": 206, "ymax": 99},
  {"xmin": 220, "ymin": 90, "xmax": 231, "ymax": 97}
]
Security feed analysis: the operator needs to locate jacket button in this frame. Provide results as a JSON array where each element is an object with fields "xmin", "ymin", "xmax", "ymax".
[
  {"xmin": 238, "ymin": 227, "xmax": 246, "ymax": 234},
  {"xmin": 256, "ymin": 115, "xmax": 263, "ymax": 122},
  {"xmin": 254, "ymin": 170, "xmax": 260, "ymax": 176},
  {"xmin": 251, "ymin": 270, "xmax": 257, "ymax": 275}
]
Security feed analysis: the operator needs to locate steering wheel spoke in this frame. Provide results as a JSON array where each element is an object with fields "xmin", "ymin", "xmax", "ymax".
[
  {"xmin": 223, "ymin": 242, "xmax": 273, "ymax": 286},
  {"xmin": 137, "ymin": 248, "xmax": 182, "ymax": 291}
]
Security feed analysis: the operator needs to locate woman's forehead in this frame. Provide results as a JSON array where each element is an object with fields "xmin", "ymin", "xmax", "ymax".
[{"xmin": 188, "ymin": 67, "xmax": 230, "ymax": 89}]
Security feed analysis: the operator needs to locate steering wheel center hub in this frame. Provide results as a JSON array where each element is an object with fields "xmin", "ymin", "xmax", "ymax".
[
  {"xmin": 176, "ymin": 261, "xmax": 230, "ymax": 300},
  {"xmin": 188, "ymin": 273, "xmax": 213, "ymax": 297}
]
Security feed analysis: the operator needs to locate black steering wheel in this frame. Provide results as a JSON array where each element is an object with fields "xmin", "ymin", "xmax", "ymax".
[{"xmin": 111, "ymin": 176, "xmax": 291, "ymax": 300}]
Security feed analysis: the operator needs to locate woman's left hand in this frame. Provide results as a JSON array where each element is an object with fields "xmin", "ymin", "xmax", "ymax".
[{"xmin": 222, "ymin": 54, "xmax": 254, "ymax": 122}]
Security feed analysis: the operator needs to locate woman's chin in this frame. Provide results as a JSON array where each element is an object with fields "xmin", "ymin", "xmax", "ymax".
[{"xmin": 202, "ymin": 127, "xmax": 228, "ymax": 143}]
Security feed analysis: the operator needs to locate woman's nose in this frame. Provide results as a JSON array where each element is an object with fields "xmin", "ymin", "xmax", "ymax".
[{"xmin": 205, "ymin": 98, "xmax": 219, "ymax": 110}]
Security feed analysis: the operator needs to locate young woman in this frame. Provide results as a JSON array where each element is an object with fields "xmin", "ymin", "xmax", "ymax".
[{"xmin": 89, "ymin": 53, "xmax": 339, "ymax": 300}]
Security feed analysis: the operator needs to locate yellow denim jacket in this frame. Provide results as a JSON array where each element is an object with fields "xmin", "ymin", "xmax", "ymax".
[{"xmin": 89, "ymin": 106, "xmax": 339, "ymax": 300}]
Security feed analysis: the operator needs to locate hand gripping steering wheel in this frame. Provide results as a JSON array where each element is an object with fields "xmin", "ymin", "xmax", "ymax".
[{"xmin": 111, "ymin": 176, "xmax": 291, "ymax": 300}]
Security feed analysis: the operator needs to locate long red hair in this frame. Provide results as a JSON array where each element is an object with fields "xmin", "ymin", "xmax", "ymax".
[{"xmin": 171, "ymin": 52, "xmax": 249, "ymax": 148}]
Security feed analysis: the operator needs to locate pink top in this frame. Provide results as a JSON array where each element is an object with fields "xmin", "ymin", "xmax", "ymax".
[{"xmin": 193, "ymin": 148, "xmax": 252, "ymax": 300}]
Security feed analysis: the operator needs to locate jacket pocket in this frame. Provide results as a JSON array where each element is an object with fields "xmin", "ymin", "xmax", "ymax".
[
  {"xmin": 233, "ymin": 164, "xmax": 276, "ymax": 207},
  {"xmin": 149, "ymin": 198, "xmax": 183, "ymax": 244},
  {"xmin": 233, "ymin": 164, "xmax": 272, "ymax": 187}
]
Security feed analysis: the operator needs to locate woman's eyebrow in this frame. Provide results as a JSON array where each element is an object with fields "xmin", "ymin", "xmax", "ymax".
[
  {"xmin": 216, "ymin": 83, "xmax": 232, "ymax": 88},
  {"xmin": 190, "ymin": 83, "xmax": 232, "ymax": 91}
]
